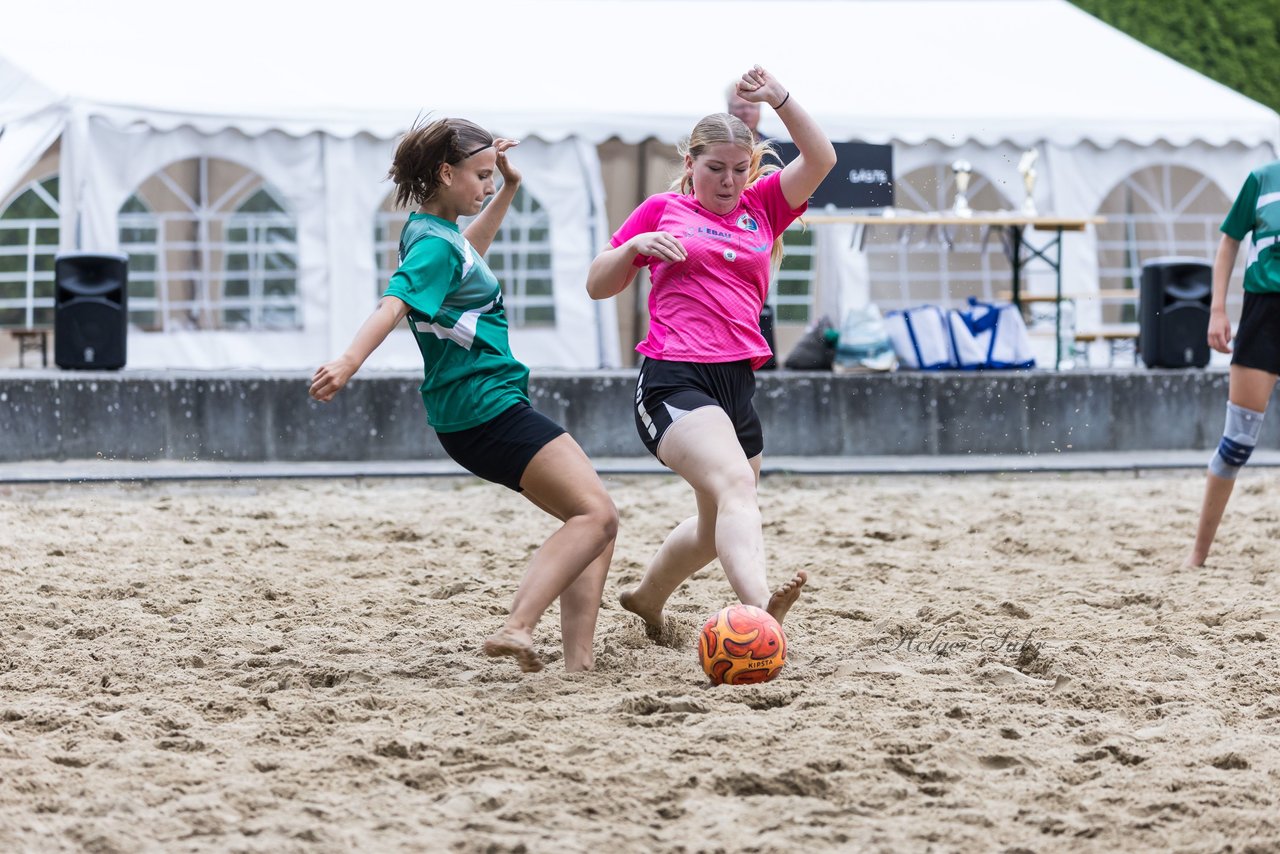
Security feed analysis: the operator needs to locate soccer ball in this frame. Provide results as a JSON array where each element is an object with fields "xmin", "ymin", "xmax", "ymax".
[{"xmin": 698, "ymin": 604, "xmax": 787, "ymax": 685}]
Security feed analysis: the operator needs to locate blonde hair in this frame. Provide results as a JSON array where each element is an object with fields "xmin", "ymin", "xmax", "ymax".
[{"xmin": 671, "ymin": 113, "xmax": 786, "ymax": 269}]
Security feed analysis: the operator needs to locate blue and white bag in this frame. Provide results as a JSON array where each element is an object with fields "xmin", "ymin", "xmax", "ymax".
[
  {"xmin": 947, "ymin": 298, "xmax": 1035, "ymax": 369},
  {"xmin": 884, "ymin": 305, "xmax": 954, "ymax": 370}
]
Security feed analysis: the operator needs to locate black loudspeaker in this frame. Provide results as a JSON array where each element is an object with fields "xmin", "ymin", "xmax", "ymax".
[
  {"xmin": 1139, "ymin": 257, "xmax": 1211, "ymax": 369},
  {"xmin": 758, "ymin": 305, "xmax": 777, "ymax": 370},
  {"xmin": 54, "ymin": 253, "xmax": 129, "ymax": 370}
]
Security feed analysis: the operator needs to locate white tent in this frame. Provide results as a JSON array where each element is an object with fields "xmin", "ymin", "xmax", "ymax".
[{"xmin": 1, "ymin": 0, "xmax": 1277, "ymax": 368}]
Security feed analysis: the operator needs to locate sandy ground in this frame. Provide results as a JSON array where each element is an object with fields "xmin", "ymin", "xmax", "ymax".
[{"xmin": 1, "ymin": 470, "xmax": 1279, "ymax": 853}]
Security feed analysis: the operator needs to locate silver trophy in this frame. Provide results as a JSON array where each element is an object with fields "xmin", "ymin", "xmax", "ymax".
[
  {"xmin": 1018, "ymin": 149, "xmax": 1039, "ymax": 216},
  {"xmin": 951, "ymin": 160, "xmax": 973, "ymax": 217}
]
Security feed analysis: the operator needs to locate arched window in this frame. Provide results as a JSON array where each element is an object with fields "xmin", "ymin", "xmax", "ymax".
[
  {"xmin": 1095, "ymin": 165, "xmax": 1233, "ymax": 323},
  {"xmin": 0, "ymin": 176, "xmax": 58, "ymax": 328},
  {"xmin": 223, "ymin": 187, "xmax": 299, "ymax": 330},
  {"xmin": 865, "ymin": 164, "xmax": 1012, "ymax": 311},
  {"xmin": 374, "ymin": 185, "xmax": 555, "ymax": 327},
  {"xmin": 118, "ymin": 158, "xmax": 300, "ymax": 332}
]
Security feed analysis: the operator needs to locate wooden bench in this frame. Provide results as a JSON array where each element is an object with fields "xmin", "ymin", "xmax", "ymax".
[
  {"xmin": 1072, "ymin": 325, "xmax": 1140, "ymax": 367},
  {"xmin": 996, "ymin": 291, "xmax": 1141, "ymax": 367},
  {"xmin": 997, "ymin": 289, "xmax": 1138, "ymax": 304},
  {"xmin": 9, "ymin": 327, "xmax": 51, "ymax": 368}
]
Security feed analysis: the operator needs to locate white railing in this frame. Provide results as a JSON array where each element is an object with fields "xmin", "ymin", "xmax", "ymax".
[
  {"xmin": 120, "ymin": 209, "xmax": 300, "ymax": 331},
  {"xmin": 0, "ymin": 218, "xmax": 58, "ymax": 328}
]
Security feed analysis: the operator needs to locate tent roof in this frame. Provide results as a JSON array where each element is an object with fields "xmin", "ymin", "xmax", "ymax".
[
  {"xmin": 1, "ymin": 0, "xmax": 1277, "ymax": 148},
  {"xmin": 0, "ymin": 55, "xmax": 62, "ymax": 125}
]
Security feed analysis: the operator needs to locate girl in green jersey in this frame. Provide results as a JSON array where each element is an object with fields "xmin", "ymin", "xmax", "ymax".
[{"xmin": 311, "ymin": 117, "xmax": 617, "ymax": 673}]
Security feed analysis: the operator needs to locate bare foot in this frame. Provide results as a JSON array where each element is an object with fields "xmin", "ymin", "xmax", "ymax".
[
  {"xmin": 483, "ymin": 627, "xmax": 543, "ymax": 673},
  {"xmin": 1184, "ymin": 551, "xmax": 1207, "ymax": 568},
  {"xmin": 766, "ymin": 570, "xmax": 808, "ymax": 625},
  {"xmin": 619, "ymin": 588, "xmax": 665, "ymax": 642}
]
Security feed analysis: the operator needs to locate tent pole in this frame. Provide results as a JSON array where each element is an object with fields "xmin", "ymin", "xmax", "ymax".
[{"xmin": 631, "ymin": 139, "xmax": 650, "ymax": 368}]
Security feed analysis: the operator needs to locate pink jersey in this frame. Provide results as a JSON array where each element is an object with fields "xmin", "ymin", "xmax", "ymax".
[{"xmin": 610, "ymin": 171, "xmax": 807, "ymax": 369}]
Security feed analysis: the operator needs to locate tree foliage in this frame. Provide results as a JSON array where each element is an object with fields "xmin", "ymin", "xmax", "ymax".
[{"xmin": 1070, "ymin": 0, "xmax": 1280, "ymax": 114}]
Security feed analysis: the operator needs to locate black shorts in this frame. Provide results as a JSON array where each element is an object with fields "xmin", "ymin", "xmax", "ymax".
[
  {"xmin": 1232, "ymin": 291, "xmax": 1280, "ymax": 376},
  {"xmin": 634, "ymin": 357, "xmax": 763, "ymax": 464},
  {"xmin": 437, "ymin": 402, "xmax": 566, "ymax": 492}
]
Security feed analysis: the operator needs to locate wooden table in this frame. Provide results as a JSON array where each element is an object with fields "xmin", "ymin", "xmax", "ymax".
[
  {"xmin": 804, "ymin": 213, "xmax": 1107, "ymax": 369},
  {"xmin": 9, "ymin": 328, "xmax": 50, "ymax": 368}
]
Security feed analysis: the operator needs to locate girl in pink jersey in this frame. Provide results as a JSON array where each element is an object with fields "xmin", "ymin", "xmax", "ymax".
[{"xmin": 587, "ymin": 65, "xmax": 836, "ymax": 639}]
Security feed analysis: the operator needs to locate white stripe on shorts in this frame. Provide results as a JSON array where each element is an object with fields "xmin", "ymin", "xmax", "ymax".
[{"xmin": 636, "ymin": 374, "xmax": 657, "ymax": 439}]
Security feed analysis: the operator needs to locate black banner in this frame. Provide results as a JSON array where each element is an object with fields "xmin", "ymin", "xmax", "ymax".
[{"xmin": 770, "ymin": 141, "xmax": 893, "ymax": 209}]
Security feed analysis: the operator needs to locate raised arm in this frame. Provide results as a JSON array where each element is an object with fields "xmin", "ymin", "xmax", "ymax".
[
  {"xmin": 463, "ymin": 139, "xmax": 520, "ymax": 256},
  {"xmin": 1208, "ymin": 234, "xmax": 1241, "ymax": 354},
  {"xmin": 736, "ymin": 65, "xmax": 836, "ymax": 210},
  {"xmin": 309, "ymin": 296, "xmax": 410, "ymax": 402}
]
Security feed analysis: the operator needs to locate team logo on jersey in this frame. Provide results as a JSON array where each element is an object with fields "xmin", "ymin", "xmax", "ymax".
[
  {"xmin": 723, "ymin": 249, "xmax": 737, "ymax": 262},
  {"xmin": 736, "ymin": 214, "xmax": 759, "ymax": 232}
]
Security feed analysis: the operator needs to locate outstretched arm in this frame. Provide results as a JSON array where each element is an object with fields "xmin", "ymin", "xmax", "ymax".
[
  {"xmin": 310, "ymin": 296, "xmax": 411, "ymax": 401},
  {"xmin": 1208, "ymin": 234, "xmax": 1241, "ymax": 354},
  {"xmin": 464, "ymin": 138, "xmax": 520, "ymax": 256},
  {"xmin": 736, "ymin": 65, "xmax": 836, "ymax": 210}
]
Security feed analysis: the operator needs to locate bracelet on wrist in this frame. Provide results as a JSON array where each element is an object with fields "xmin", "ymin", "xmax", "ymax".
[{"xmin": 774, "ymin": 91, "xmax": 790, "ymax": 111}]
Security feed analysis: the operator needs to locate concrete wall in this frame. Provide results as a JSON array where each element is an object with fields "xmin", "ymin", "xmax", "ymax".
[{"xmin": 0, "ymin": 369, "xmax": 1263, "ymax": 463}]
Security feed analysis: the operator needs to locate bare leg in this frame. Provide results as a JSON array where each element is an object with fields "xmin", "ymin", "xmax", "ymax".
[
  {"xmin": 520, "ymin": 488, "xmax": 616, "ymax": 672},
  {"xmin": 558, "ymin": 539, "xmax": 614, "ymax": 671},
  {"xmin": 619, "ymin": 485, "xmax": 720, "ymax": 637},
  {"xmin": 620, "ymin": 407, "xmax": 805, "ymax": 637},
  {"xmin": 1186, "ymin": 364, "xmax": 1276, "ymax": 567},
  {"xmin": 483, "ymin": 433, "xmax": 618, "ymax": 672},
  {"xmin": 1187, "ymin": 473, "xmax": 1236, "ymax": 568}
]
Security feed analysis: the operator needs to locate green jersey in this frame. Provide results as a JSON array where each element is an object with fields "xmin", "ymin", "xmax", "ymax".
[
  {"xmin": 1221, "ymin": 160, "xmax": 1280, "ymax": 295},
  {"xmin": 383, "ymin": 213, "xmax": 529, "ymax": 432}
]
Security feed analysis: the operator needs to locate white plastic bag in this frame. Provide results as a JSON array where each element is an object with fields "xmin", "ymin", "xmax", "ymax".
[{"xmin": 833, "ymin": 305, "xmax": 897, "ymax": 373}]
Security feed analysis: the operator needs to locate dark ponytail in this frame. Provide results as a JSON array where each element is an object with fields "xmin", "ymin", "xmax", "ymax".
[{"xmin": 387, "ymin": 117, "xmax": 494, "ymax": 209}]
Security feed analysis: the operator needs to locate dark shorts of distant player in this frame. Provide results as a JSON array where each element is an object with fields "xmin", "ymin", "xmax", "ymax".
[
  {"xmin": 437, "ymin": 402, "xmax": 566, "ymax": 492},
  {"xmin": 1232, "ymin": 291, "xmax": 1280, "ymax": 376},
  {"xmin": 634, "ymin": 357, "xmax": 763, "ymax": 465}
]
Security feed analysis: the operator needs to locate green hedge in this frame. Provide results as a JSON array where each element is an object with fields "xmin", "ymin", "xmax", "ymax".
[{"xmin": 1070, "ymin": 0, "xmax": 1280, "ymax": 115}]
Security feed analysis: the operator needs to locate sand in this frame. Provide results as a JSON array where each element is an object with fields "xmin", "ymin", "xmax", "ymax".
[{"xmin": 1, "ymin": 470, "xmax": 1279, "ymax": 853}]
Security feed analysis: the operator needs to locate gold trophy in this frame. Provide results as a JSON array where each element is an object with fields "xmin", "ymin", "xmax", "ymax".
[
  {"xmin": 1018, "ymin": 149, "xmax": 1039, "ymax": 216},
  {"xmin": 951, "ymin": 160, "xmax": 973, "ymax": 217}
]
